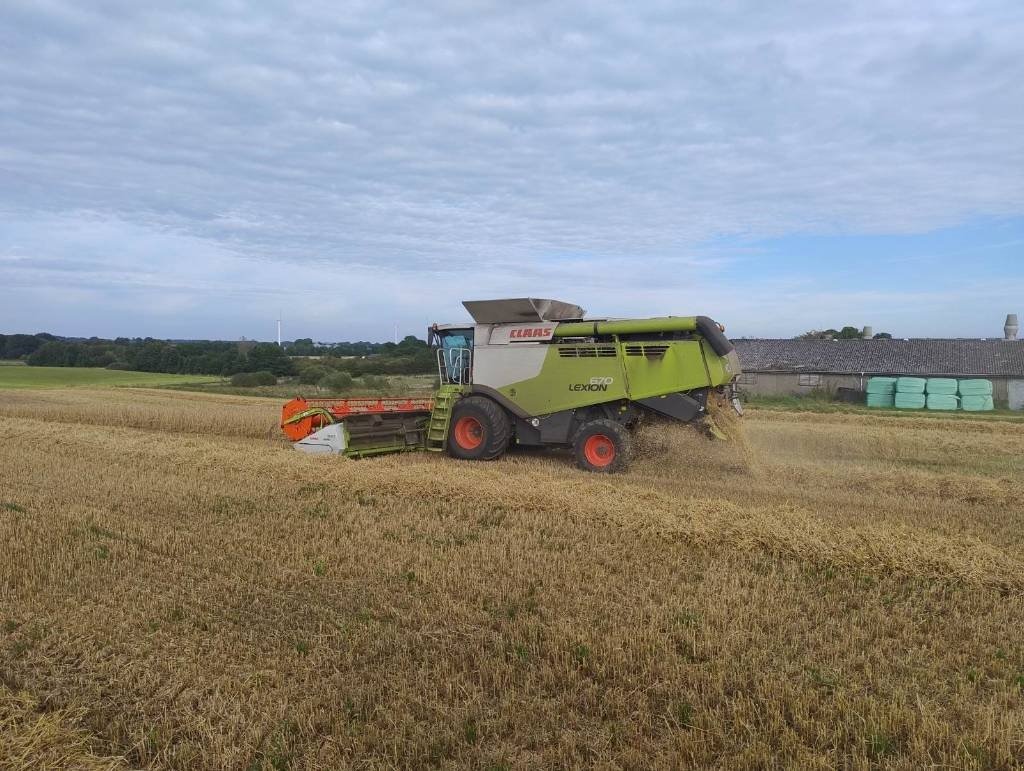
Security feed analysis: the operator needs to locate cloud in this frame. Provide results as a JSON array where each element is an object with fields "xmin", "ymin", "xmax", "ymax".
[{"xmin": 0, "ymin": 0, "xmax": 1022, "ymax": 338}]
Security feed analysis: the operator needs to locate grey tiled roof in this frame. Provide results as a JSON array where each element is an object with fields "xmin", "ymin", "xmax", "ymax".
[{"xmin": 733, "ymin": 338, "xmax": 1024, "ymax": 377}]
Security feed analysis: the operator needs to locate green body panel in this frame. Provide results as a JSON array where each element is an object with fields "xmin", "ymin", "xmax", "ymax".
[
  {"xmin": 552, "ymin": 316, "xmax": 698, "ymax": 337},
  {"xmin": 338, "ymin": 410, "xmax": 439, "ymax": 458},
  {"xmin": 344, "ymin": 441, "xmax": 423, "ymax": 459},
  {"xmin": 495, "ymin": 344, "xmax": 627, "ymax": 415},
  {"xmin": 621, "ymin": 341, "xmax": 715, "ymax": 399},
  {"xmin": 494, "ymin": 338, "xmax": 725, "ymax": 417},
  {"xmin": 697, "ymin": 344, "xmax": 735, "ymax": 390}
]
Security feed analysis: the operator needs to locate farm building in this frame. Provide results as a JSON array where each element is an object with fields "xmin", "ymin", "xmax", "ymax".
[{"xmin": 732, "ymin": 335, "xmax": 1024, "ymax": 409}]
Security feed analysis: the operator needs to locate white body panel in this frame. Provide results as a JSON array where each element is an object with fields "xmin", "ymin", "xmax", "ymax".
[
  {"xmin": 473, "ymin": 323, "xmax": 549, "ymax": 389},
  {"xmin": 487, "ymin": 323, "xmax": 557, "ymax": 345},
  {"xmin": 294, "ymin": 423, "xmax": 347, "ymax": 454}
]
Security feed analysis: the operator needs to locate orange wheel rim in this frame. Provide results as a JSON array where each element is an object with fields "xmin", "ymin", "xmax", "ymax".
[
  {"xmin": 453, "ymin": 416, "xmax": 484, "ymax": 449},
  {"xmin": 583, "ymin": 434, "xmax": 615, "ymax": 467}
]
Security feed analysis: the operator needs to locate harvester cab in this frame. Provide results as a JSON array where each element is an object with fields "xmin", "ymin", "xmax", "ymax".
[
  {"xmin": 281, "ymin": 298, "xmax": 742, "ymax": 472},
  {"xmin": 429, "ymin": 324, "xmax": 474, "ymax": 385}
]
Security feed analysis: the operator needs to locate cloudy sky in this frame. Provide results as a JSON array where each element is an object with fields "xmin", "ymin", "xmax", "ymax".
[{"xmin": 2, "ymin": 1, "xmax": 1022, "ymax": 341}]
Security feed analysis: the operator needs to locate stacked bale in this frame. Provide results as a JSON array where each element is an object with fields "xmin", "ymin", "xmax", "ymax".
[
  {"xmin": 865, "ymin": 377, "xmax": 896, "ymax": 408},
  {"xmin": 863, "ymin": 376, "xmax": 997, "ymax": 411},
  {"xmin": 925, "ymin": 378, "xmax": 959, "ymax": 410},
  {"xmin": 959, "ymin": 379, "xmax": 994, "ymax": 411},
  {"xmin": 894, "ymin": 377, "xmax": 927, "ymax": 409}
]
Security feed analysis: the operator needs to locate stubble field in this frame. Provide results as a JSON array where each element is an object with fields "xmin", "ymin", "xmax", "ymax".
[{"xmin": 1, "ymin": 388, "xmax": 1023, "ymax": 769}]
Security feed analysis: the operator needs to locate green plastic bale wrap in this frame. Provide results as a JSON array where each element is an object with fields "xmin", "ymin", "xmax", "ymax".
[
  {"xmin": 894, "ymin": 392, "xmax": 926, "ymax": 409},
  {"xmin": 866, "ymin": 377, "xmax": 897, "ymax": 394},
  {"xmin": 958, "ymin": 379, "xmax": 993, "ymax": 396},
  {"xmin": 926, "ymin": 394, "xmax": 959, "ymax": 410},
  {"xmin": 896, "ymin": 377, "xmax": 927, "ymax": 394},
  {"xmin": 925, "ymin": 378, "xmax": 958, "ymax": 395},
  {"xmin": 961, "ymin": 394, "xmax": 994, "ymax": 411},
  {"xmin": 865, "ymin": 393, "xmax": 895, "ymax": 408}
]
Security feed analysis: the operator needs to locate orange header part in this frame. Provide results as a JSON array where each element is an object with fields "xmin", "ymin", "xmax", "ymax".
[{"xmin": 280, "ymin": 396, "xmax": 435, "ymax": 441}]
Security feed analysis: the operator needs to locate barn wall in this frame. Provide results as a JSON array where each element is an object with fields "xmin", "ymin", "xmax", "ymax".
[
  {"xmin": 735, "ymin": 373, "xmax": 864, "ymax": 397},
  {"xmin": 1009, "ymin": 380, "xmax": 1024, "ymax": 410},
  {"xmin": 992, "ymin": 378, "xmax": 1009, "ymax": 406}
]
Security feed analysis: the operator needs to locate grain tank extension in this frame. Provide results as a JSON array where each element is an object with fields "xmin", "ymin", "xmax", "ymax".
[{"xmin": 281, "ymin": 298, "xmax": 742, "ymax": 472}]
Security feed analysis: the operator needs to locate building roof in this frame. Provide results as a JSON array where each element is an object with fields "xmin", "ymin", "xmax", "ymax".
[{"xmin": 733, "ymin": 338, "xmax": 1024, "ymax": 377}]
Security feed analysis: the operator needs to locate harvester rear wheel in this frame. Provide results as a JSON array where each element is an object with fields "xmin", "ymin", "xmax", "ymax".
[
  {"xmin": 572, "ymin": 419, "xmax": 631, "ymax": 473},
  {"xmin": 447, "ymin": 396, "xmax": 511, "ymax": 461}
]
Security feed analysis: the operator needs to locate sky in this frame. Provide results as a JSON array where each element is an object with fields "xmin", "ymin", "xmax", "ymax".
[{"xmin": 1, "ymin": 1, "xmax": 1023, "ymax": 342}]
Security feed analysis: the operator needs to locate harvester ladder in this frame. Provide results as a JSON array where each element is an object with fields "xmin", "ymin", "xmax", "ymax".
[{"xmin": 426, "ymin": 385, "xmax": 461, "ymax": 451}]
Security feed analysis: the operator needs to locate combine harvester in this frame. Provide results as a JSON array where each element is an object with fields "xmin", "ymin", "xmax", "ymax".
[{"xmin": 281, "ymin": 298, "xmax": 741, "ymax": 472}]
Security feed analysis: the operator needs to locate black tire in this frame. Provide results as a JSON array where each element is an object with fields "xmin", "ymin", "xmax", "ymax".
[
  {"xmin": 447, "ymin": 396, "xmax": 511, "ymax": 461},
  {"xmin": 572, "ymin": 418, "xmax": 632, "ymax": 473}
]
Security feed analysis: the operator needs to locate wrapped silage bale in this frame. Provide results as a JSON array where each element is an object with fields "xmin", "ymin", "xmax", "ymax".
[
  {"xmin": 896, "ymin": 377, "xmax": 927, "ymax": 394},
  {"xmin": 925, "ymin": 378, "xmax": 958, "ymax": 395},
  {"xmin": 866, "ymin": 393, "xmax": 895, "ymax": 408},
  {"xmin": 894, "ymin": 392, "xmax": 927, "ymax": 409},
  {"xmin": 926, "ymin": 393, "xmax": 959, "ymax": 410},
  {"xmin": 866, "ymin": 376, "xmax": 898, "ymax": 394},
  {"xmin": 865, "ymin": 377, "xmax": 896, "ymax": 407},
  {"xmin": 958, "ymin": 379, "xmax": 993, "ymax": 396},
  {"xmin": 961, "ymin": 394, "xmax": 994, "ymax": 411}
]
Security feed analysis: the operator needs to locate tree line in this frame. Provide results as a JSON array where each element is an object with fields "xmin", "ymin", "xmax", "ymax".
[
  {"xmin": 2, "ymin": 333, "xmax": 435, "ymax": 377},
  {"xmin": 0, "ymin": 333, "xmax": 57, "ymax": 359}
]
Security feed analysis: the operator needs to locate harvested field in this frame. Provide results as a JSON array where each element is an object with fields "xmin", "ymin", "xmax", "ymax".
[{"xmin": 1, "ymin": 389, "xmax": 1023, "ymax": 769}]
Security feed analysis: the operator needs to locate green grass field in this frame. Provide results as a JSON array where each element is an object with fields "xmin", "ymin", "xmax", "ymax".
[{"xmin": 0, "ymin": 366, "xmax": 218, "ymax": 389}]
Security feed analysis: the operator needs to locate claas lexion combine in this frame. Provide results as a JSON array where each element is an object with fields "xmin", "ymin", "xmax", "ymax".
[{"xmin": 281, "ymin": 298, "xmax": 742, "ymax": 472}]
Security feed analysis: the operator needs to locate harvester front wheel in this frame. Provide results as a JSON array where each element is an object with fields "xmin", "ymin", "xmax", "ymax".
[
  {"xmin": 447, "ymin": 396, "xmax": 511, "ymax": 461},
  {"xmin": 573, "ymin": 419, "xmax": 631, "ymax": 473}
]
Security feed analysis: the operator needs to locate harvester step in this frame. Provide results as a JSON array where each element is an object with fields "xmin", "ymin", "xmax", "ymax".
[{"xmin": 425, "ymin": 385, "xmax": 461, "ymax": 452}]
